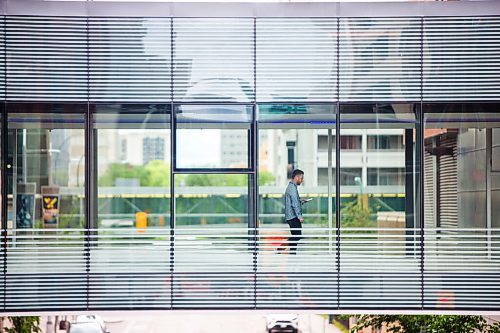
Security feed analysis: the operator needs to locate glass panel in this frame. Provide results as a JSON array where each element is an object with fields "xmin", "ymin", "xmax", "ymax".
[
  {"xmin": 340, "ymin": 18, "xmax": 421, "ymax": 101},
  {"xmin": 6, "ymin": 104, "xmax": 86, "ymax": 310},
  {"xmin": 259, "ymin": 103, "xmax": 335, "ymax": 125},
  {"xmin": 0, "ymin": 109, "xmax": 2, "ymax": 235},
  {"xmin": 493, "ymin": 128, "xmax": 500, "ymax": 229},
  {"xmin": 339, "ymin": 103, "xmax": 419, "ymax": 309},
  {"xmin": 423, "ymin": 104, "xmax": 500, "ymax": 310},
  {"xmin": 173, "ymin": 173, "xmax": 253, "ymax": 308},
  {"xmin": 424, "ymin": 17, "xmax": 500, "ymax": 101},
  {"xmin": 92, "ymin": 104, "xmax": 171, "ymax": 309},
  {"xmin": 367, "ymin": 135, "xmax": 404, "ymax": 151},
  {"xmin": 175, "ymin": 104, "xmax": 252, "ymax": 169},
  {"xmin": 257, "ymin": 104, "xmax": 337, "ymax": 308},
  {"xmin": 6, "ymin": 17, "xmax": 87, "ymax": 101},
  {"xmin": 257, "ymin": 18, "xmax": 337, "ymax": 102},
  {"xmin": 173, "ymin": 18, "xmax": 254, "ymax": 102},
  {"xmin": 367, "ymin": 167, "xmax": 405, "ymax": 186},
  {"xmin": 89, "ymin": 18, "xmax": 171, "ymax": 102},
  {"xmin": 424, "ymin": 111, "xmax": 494, "ymax": 230}
]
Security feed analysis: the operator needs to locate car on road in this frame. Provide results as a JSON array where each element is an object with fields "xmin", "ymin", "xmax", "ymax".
[
  {"xmin": 75, "ymin": 315, "xmax": 107, "ymax": 332},
  {"xmin": 68, "ymin": 322, "xmax": 108, "ymax": 333},
  {"xmin": 266, "ymin": 314, "xmax": 299, "ymax": 333}
]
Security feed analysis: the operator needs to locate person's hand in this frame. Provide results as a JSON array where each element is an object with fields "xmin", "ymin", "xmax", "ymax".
[{"xmin": 299, "ymin": 217, "xmax": 304, "ymax": 223}]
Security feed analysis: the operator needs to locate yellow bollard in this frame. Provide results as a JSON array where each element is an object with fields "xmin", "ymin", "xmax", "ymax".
[
  {"xmin": 362, "ymin": 193, "xmax": 369, "ymax": 209},
  {"xmin": 136, "ymin": 212, "xmax": 147, "ymax": 233}
]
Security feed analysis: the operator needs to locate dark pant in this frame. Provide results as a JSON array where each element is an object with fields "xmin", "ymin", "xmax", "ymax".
[{"xmin": 286, "ymin": 217, "xmax": 302, "ymax": 255}]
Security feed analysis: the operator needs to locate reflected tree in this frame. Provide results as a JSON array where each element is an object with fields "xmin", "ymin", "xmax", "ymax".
[{"xmin": 344, "ymin": 315, "xmax": 500, "ymax": 333}]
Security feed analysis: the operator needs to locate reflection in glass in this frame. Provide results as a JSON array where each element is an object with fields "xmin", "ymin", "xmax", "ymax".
[
  {"xmin": 5, "ymin": 106, "xmax": 87, "ymax": 310},
  {"xmin": 258, "ymin": 104, "xmax": 336, "ymax": 255},
  {"xmin": 7, "ymin": 108, "xmax": 86, "ymax": 229},
  {"xmin": 91, "ymin": 104, "xmax": 172, "ymax": 309},
  {"xmin": 493, "ymin": 129, "xmax": 500, "ymax": 229},
  {"xmin": 257, "ymin": 104, "xmax": 337, "ymax": 308},
  {"xmin": 340, "ymin": 18, "xmax": 421, "ymax": 101},
  {"xmin": 175, "ymin": 173, "xmax": 250, "ymax": 227},
  {"xmin": 94, "ymin": 104, "xmax": 171, "ymax": 229},
  {"xmin": 173, "ymin": 18, "xmax": 254, "ymax": 102},
  {"xmin": 175, "ymin": 105, "xmax": 252, "ymax": 169},
  {"xmin": 173, "ymin": 174, "xmax": 254, "ymax": 308},
  {"xmin": 339, "ymin": 103, "xmax": 419, "ymax": 309},
  {"xmin": 423, "ymin": 106, "xmax": 500, "ymax": 309},
  {"xmin": 0, "ymin": 111, "xmax": 2, "ymax": 231},
  {"xmin": 257, "ymin": 18, "xmax": 337, "ymax": 102},
  {"xmin": 340, "ymin": 104, "xmax": 416, "ymax": 229},
  {"xmin": 258, "ymin": 104, "xmax": 336, "ymax": 228},
  {"xmin": 89, "ymin": 18, "xmax": 171, "ymax": 102},
  {"xmin": 423, "ymin": 111, "xmax": 500, "ymax": 230}
]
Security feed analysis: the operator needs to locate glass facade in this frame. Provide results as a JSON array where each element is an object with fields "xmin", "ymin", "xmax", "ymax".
[
  {"xmin": 0, "ymin": 13, "xmax": 499, "ymax": 311},
  {"xmin": 6, "ymin": 105, "xmax": 87, "ymax": 310}
]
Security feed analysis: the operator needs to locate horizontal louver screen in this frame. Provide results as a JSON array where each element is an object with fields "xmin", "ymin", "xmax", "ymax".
[
  {"xmin": 89, "ymin": 18, "xmax": 171, "ymax": 102},
  {"xmin": 6, "ymin": 16, "xmax": 87, "ymax": 101},
  {"xmin": 0, "ymin": 17, "xmax": 4, "ymax": 100},
  {"xmin": 2, "ymin": 16, "xmax": 500, "ymax": 102},
  {"xmin": 256, "ymin": 18, "xmax": 337, "ymax": 102},
  {"xmin": 340, "ymin": 228, "xmax": 421, "ymax": 308},
  {"xmin": 89, "ymin": 229, "xmax": 171, "ymax": 309},
  {"xmin": 424, "ymin": 229, "xmax": 500, "ymax": 309},
  {"xmin": 4, "ymin": 227, "xmax": 497, "ymax": 310},
  {"xmin": 339, "ymin": 18, "xmax": 421, "ymax": 101},
  {"xmin": 6, "ymin": 229, "xmax": 87, "ymax": 310},
  {"xmin": 423, "ymin": 17, "xmax": 500, "ymax": 101},
  {"xmin": 173, "ymin": 18, "xmax": 254, "ymax": 102}
]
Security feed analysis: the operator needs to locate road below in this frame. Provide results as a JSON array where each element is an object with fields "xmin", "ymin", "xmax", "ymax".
[{"xmin": 103, "ymin": 313, "xmax": 342, "ymax": 333}]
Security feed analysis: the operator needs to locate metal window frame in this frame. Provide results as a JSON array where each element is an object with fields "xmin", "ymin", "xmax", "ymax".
[
  {"xmin": 0, "ymin": 5, "xmax": 499, "ymax": 312},
  {"xmin": 2, "ymin": 1, "xmax": 500, "ymax": 18}
]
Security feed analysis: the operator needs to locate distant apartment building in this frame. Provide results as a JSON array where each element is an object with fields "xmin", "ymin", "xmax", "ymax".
[
  {"xmin": 120, "ymin": 132, "xmax": 170, "ymax": 166},
  {"xmin": 258, "ymin": 128, "xmax": 406, "ymax": 191},
  {"xmin": 143, "ymin": 137, "xmax": 165, "ymax": 165},
  {"xmin": 221, "ymin": 131, "xmax": 248, "ymax": 168}
]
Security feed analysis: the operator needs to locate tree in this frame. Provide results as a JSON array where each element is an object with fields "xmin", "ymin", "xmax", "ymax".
[
  {"xmin": 181, "ymin": 172, "xmax": 276, "ymax": 187},
  {"xmin": 346, "ymin": 315, "xmax": 500, "ymax": 333},
  {"xmin": 258, "ymin": 171, "xmax": 276, "ymax": 186},
  {"xmin": 143, "ymin": 160, "xmax": 170, "ymax": 187},
  {"xmin": 99, "ymin": 162, "xmax": 275, "ymax": 188},
  {"xmin": 340, "ymin": 200, "xmax": 375, "ymax": 228},
  {"xmin": 99, "ymin": 161, "xmax": 170, "ymax": 187},
  {"xmin": 98, "ymin": 163, "xmax": 149, "ymax": 186},
  {"xmin": 3, "ymin": 316, "xmax": 41, "ymax": 333}
]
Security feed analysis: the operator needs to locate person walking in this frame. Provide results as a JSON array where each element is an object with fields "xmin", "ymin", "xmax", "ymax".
[{"xmin": 284, "ymin": 169, "xmax": 305, "ymax": 255}]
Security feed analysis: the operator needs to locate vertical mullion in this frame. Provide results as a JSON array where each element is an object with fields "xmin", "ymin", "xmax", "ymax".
[
  {"xmin": 405, "ymin": 127, "xmax": 414, "ymax": 258},
  {"xmin": 1, "ymin": 108, "xmax": 5, "ymax": 313},
  {"xmin": 418, "ymin": 104, "xmax": 424, "ymax": 310},
  {"xmin": 419, "ymin": 17, "xmax": 425, "ymax": 311},
  {"xmin": 170, "ymin": 17, "xmax": 175, "ymax": 310},
  {"xmin": 85, "ymin": 17, "xmax": 91, "ymax": 311},
  {"xmin": 1, "ymin": 15, "xmax": 6, "ymax": 312},
  {"xmin": 486, "ymin": 128, "xmax": 492, "ymax": 259},
  {"xmin": 84, "ymin": 108, "xmax": 95, "ymax": 313},
  {"xmin": 335, "ymin": 17, "xmax": 341, "ymax": 310},
  {"xmin": 252, "ymin": 17, "xmax": 258, "ymax": 310},
  {"xmin": 327, "ymin": 127, "xmax": 333, "ymax": 256}
]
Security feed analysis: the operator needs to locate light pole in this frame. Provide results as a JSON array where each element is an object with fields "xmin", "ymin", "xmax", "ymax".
[
  {"xmin": 76, "ymin": 154, "xmax": 84, "ymax": 188},
  {"xmin": 76, "ymin": 154, "xmax": 85, "ymax": 224},
  {"xmin": 354, "ymin": 176, "xmax": 363, "ymax": 209}
]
